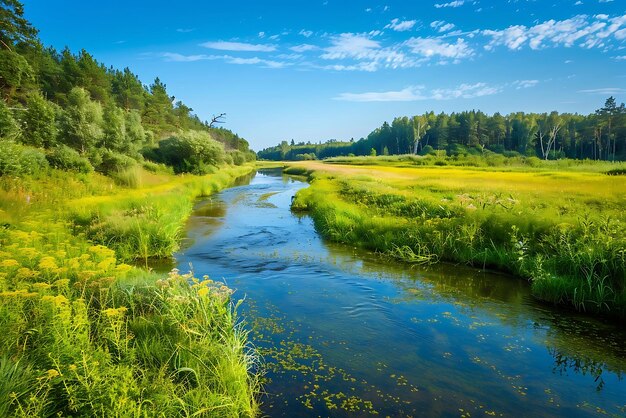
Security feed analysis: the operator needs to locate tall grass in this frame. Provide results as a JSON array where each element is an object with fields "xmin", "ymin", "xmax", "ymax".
[
  {"xmin": 0, "ymin": 164, "xmax": 259, "ymax": 416},
  {"xmin": 290, "ymin": 160, "xmax": 626, "ymax": 318}
]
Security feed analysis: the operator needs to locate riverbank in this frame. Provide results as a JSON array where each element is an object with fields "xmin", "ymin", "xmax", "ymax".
[
  {"xmin": 287, "ymin": 158, "xmax": 626, "ymax": 319},
  {"xmin": 0, "ymin": 165, "xmax": 259, "ymax": 416}
]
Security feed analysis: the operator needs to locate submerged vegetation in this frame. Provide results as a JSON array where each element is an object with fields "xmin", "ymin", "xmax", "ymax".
[{"xmin": 290, "ymin": 157, "xmax": 626, "ymax": 318}]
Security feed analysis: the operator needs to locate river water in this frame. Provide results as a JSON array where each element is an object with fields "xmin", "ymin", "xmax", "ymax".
[{"xmin": 173, "ymin": 169, "xmax": 626, "ymax": 417}]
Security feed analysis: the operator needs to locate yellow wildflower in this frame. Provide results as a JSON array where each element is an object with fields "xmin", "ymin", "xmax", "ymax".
[
  {"xmin": 38, "ymin": 257, "xmax": 59, "ymax": 270},
  {"xmin": 0, "ymin": 259, "xmax": 19, "ymax": 268},
  {"xmin": 102, "ymin": 307, "xmax": 128, "ymax": 318},
  {"xmin": 197, "ymin": 287, "xmax": 209, "ymax": 297},
  {"xmin": 46, "ymin": 369, "xmax": 60, "ymax": 379}
]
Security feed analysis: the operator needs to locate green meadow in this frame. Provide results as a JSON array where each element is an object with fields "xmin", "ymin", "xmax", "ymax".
[
  {"xmin": 0, "ymin": 165, "xmax": 259, "ymax": 417},
  {"xmin": 289, "ymin": 157, "xmax": 626, "ymax": 318}
]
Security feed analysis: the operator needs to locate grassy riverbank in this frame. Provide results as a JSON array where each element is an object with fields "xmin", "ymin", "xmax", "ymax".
[
  {"xmin": 288, "ymin": 157, "xmax": 626, "ymax": 318},
  {"xmin": 0, "ymin": 165, "xmax": 259, "ymax": 417}
]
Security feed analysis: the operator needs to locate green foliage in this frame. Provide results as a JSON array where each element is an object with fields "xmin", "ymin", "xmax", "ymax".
[
  {"xmin": 154, "ymin": 130, "xmax": 226, "ymax": 174},
  {"xmin": 59, "ymin": 87, "xmax": 103, "ymax": 153},
  {"xmin": 20, "ymin": 93, "xmax": 57, "ymax": 147},
  {"xmin": 101, "ymin": 103, "xmax": 126, "ymax": 150},
  {"xmin": 96, "ymin": 149, "xmax": 137, "ymax": 176},
  {"xmin": 0, "ymin": 141, "xmax": 48, "ymax": 175},
  {"xmin": 0, "ymin": 50, "xmax": 32, "ymax": 98},
  {"xmin": 0, "ymin": 99, "xmax": 20, "ymax": 140},
  {"xmin": 46, "ymin": 144, "xmax": 93, "ymax": 173}
]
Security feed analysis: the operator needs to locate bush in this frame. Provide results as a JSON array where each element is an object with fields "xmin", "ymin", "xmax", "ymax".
[
  {"xmin": 97, "ymin": 150, "xmax": 138, "ymax": 175},
  {"xmin": 0, "ymin": 141, "xmax": 48, "ymax": 176},
  {"xmin": 155, "ymin": 130, "xmax": 225, "ymax": 174},
  {"xmin": 229, "ymin": 150, "xmax": 246, "ymax": 166},
  {"xmin": 47, "ymin": 145, "xmax": 93, "ymax": 173},
  {"xmin": 419, "ymin": 145, "xmax": 435, "ymax": 156}
]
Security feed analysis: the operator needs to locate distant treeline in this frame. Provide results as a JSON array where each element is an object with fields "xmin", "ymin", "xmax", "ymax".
[
  {"xmin": 0, "ymin": 0, "xmax": 255, "ymax": 178},
  {"xmin": 258, "ymin": 101, "xmax": 626, "ymax": 161}
]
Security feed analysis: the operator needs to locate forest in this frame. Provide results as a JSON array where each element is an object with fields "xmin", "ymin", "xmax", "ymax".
[
  {"xmin": 0, "ymin": 0, "xmax": 255, "ymax": 180},
  {"xmin": 258, "ymin": 101, "xmax": 626, "ymax": 162}
]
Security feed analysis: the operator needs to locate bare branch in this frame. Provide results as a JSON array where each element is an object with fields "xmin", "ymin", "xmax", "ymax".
[{"xmin": 208, "ymin": 113, "xmax": 226, "ymax": 128}]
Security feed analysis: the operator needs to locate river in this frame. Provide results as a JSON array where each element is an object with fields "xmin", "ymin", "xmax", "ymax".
[{"xmin": 172, "ymin": 169, "xmax": 626, "ymax": 417}]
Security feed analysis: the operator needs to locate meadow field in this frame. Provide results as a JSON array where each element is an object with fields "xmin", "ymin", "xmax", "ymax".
[
  {"xmin": 0, "ymin": 165, "xmax": 259, "ymax": 417},
  {"xmin": 288, "ymin": 157, "xmax": 626, "ymax": 318}
]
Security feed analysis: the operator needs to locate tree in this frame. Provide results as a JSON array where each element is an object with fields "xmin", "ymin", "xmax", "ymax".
[
  {"xmin": 21, "ymin": 93, "xmax": 57, "ymax": 147},
  {"xmin": 0, "ymin": 0, "xmax": 38, "ymax": 50},
  {"xmin": 0, "ymin": 49, "xmax": 32, "ymax": 99},
  {"xmin": 59, "ymin": 87, "xmax": 103, "ymax": 154},
  {"xmin": 111, "ymin": 68, "xmax": 145, "ymax": 111},
  {"xmin": 125, "ymin": 110, "xmax": 145, "ymax": 150},
  {"xmin": 0, "ymin": 98, "xmax": 20, "ymax": 139},
  {"xmin": 412, "ymin": 114, "xmax": 429, "ymax": 154},
  {"xmin": 596, "ymin": 97, "xmax": 626, "ymax": 161},
  {"xmin": 101, "ymin": 103, "xmax": 126, "ymax": 150}
]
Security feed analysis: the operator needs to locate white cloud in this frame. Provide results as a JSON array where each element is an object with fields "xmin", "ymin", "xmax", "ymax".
[
  {"xmin": 258, "ymin": 31, "xmax": 265, "ymax": 38},
  {"xmin": 404, "ymin": 37, "xmax": 474, "ymax": 58},
  {"xmin": 430, "ymin": 83, "xmax": 501, "ymax": 99},
  {"xmin": 578, "ymin": 87, "xmax": 625, "ymax": 94},
  {"xmin": 335, "ymin": 86, "xmax": 426, "ymax": 101},
  {"xmin": 176, "ymin": 28, "xmax": 194, "ymax": 33},
  {"xmin": 335, "ymin": 82, "xmax": 500, "ymax": 102},
  {"xmin": 513, "ymin": 79, "xmax": 539, "ymax": 89},
  {"xmin": 162, "ymin": 52, "xmax": 212, "ymax": 62},
  {"xmin": 482, "ymin": 14, "xmax": 626, "ymax": 51},
  {"xmin": 365, "ymin": 7, "xmax": 372, "ymax": 12},
  {"xmin": 200, "ymin": 41, "xmax": 277, "ymax": 52},
  {"xmin": 431, "ymin": 21, "xmax": 456, "ymax": 32},
  {"xmin": 434, "ymin": 1, "xmax": 465, "ymax": 8},
  {"xmin": 575, "ymin": 1, "xmax": 583, "ymax": 4},
  {"xmin": 321, "ymin": 33, "xmax": 382, "ymax": 59},
  {"xmin": 385, "ymin": 18, "xmax": 417, "ymax": 32},
  {"xmin": 614, "ymin": 55, "xmax": 626, "ymax": 60},
  {"xmin": 290, "ymin": 44, "xmax": 318, "ymax": 52},
  {"xmin": 599, "ymin": 0, "xmax": 613, "ymax": 3},
  {"xmin": 299, "ymin": 29, "xmax": 313, "ymax": 37}
]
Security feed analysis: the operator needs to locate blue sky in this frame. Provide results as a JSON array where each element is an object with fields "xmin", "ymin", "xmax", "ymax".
[{"xmin": 22, "ymin": 0, "xmax": 626, "ymax": 150}]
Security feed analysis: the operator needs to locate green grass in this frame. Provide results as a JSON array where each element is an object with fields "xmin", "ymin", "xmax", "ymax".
[
  {"xmin": 0, "ymin": 165, "xmax": 259, "ymax": 417},
  {"xmin": 289, "ymin": 159, "xmax": 626, "ymax": 318}
]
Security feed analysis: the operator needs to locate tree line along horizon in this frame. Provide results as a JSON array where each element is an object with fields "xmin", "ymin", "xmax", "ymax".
[
  {"xmin": 0, "ymin": 0, "xmax": 256, "ymax": 179},
  {"xmin": 258, "ymin": 98, "xmax": 626, "ymax": 162}
]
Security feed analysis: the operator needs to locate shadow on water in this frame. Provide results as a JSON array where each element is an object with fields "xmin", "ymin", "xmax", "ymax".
[{"xmin": 173, "ymin": 170, "xmax": 626, "ymax": 418}]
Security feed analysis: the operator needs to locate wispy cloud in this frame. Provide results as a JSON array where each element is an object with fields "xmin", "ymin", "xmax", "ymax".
[
  {"xmin": 335, "ymin": 82, "xmax": 500, "ymax": 102},
  {"xmin": 200, "ymin": 41, "xmax": 277, "ymax": 52},
  {"xmin": 299, "ymin": 29, "xmax": 313, "ymax": 37},
  {"xmin": 162, "ymin": 52, "xmax": 213, "ymax": 62},
  {"xmin": 404, "ymin": 37, "xmax": 473, "ymax": 59},
  {"xmin": 290, "ymin": 44, "xmax": 318, "ymax": 52},
  {"xmin": 482, "ymin": 14, "xmax": 626, "ymax": 51},
  {"xmin": 176, "ymin": 28, "xmax": 194, "ymax": 33},
  {"xmin": 434, "ymin": 1, "xmax": 465, "ymax": 8},
  {"xmin": 335, "ymin": 86, "xmax": 426, "ymax": 102},
  {"xmin": 385, "ymin": 18, "xmax": 417, "ymax": 32},
  {"xmin": 431, "ymin": 83, "xmax": 501, "ymax": 99},
  {"xmin": 431, "ymin": 21, "xmax": 456, "ymax": 33},
  {"xmin": 161, "ymin": 52, "xmax": 288, "ymax": 68},
  {"xmin": 578, "ymin": 87, "xmax": 625, "ymax": 94},
  {"xmin": 513, "ymin": 79, "xmax": 540, "ymax": 89}
]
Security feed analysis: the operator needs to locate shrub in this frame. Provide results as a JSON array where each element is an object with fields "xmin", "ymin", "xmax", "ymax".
[
  {"xmin": 229, "ymin": 150, "xmax": 246, "ymax": 166},
  {"xmin": 47, "ymin": 145, "xmax": 93, "ymax": 173},
  {"xmin": 0, "ymin": 141, "xmax": 48, "ymax": 176},
  {"xmin": 97, "ymin": 150, "xmax": 137, "ymax": 175},
  {"xmin": 155, "ymin": 130, "xmax": 225, "ymax": 174}
]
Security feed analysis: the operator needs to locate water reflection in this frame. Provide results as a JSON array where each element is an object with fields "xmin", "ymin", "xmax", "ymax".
[{"xmin": 174, "ymin": 170, "xmax": 626, "ymax": 417}]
